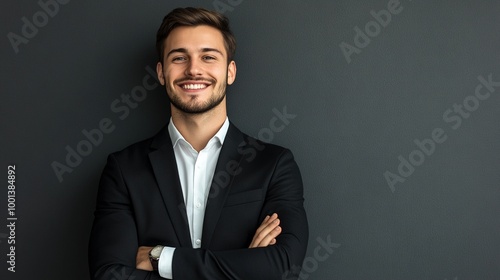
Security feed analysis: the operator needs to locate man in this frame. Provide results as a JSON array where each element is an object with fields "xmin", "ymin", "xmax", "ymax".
[{"xmin": 89, "ymin": 7, "xmax": 308, "ymax": 280}]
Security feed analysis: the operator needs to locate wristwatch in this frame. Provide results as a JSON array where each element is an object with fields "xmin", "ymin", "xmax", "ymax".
[{"xmin": 149, "ymin": 245, "xmax": 164, "ymax": 271}]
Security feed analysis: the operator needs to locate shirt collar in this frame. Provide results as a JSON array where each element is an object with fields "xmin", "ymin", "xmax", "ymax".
[{"xmin": 167, "ymin": 117, "xmax": 230, "ymax": 148}]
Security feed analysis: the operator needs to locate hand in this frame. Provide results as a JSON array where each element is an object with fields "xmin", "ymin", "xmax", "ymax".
[
  {"xmin": 248, "ymin": 213, "xmax": 282, "ymax": 248},
  {"xmin": 136, "ymin": 246, "xmax": 154, "ymax": 271}
]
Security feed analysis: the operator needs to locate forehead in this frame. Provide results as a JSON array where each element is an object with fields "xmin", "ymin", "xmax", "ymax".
[{"xmin": 165, "ymin": 25, "xmax": 226, "ymax": 56}]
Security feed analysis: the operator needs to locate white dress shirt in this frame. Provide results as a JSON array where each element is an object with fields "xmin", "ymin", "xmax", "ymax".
[{"xmin": 158, "ymin": 117, "xmax": 230, "ymax": 279}]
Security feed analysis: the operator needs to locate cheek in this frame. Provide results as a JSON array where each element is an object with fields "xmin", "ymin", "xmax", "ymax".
[
  {"xmin": 209, "ymin": 67, "xmax": 228, "ymax": 81},
  {"xmin": 164, "ymin": 68, "xmax": 178, "ymax": 82}
]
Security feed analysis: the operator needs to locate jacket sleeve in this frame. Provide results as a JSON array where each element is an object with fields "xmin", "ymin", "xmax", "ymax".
[{"xmin": 88, "ymin": 154, "xmax": 164, "ymax": 280}]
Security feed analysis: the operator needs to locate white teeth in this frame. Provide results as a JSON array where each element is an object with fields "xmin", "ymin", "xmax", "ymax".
[{"xmin": 182, "ymin": 84, "xmax": 207, "ymax": 90}]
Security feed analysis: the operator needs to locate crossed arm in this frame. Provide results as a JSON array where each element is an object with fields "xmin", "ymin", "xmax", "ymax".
[
  {"xmin": 136, "ymin": 213, "xmax": 282, "ymax": 271},
  {"xmin": 90, "ymin": 149, "xmax": 308, "ymax": 280}
]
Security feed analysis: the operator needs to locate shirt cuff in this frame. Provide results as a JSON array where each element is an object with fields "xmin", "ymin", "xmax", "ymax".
[{"xmin": 158, "ymin": 246, "xmax": 175, "ymax": 279}]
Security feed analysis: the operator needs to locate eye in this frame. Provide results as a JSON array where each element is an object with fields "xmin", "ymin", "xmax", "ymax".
[
  {"xmin": 203, "ymin": 56, "xmax": 216, "ymax": 61},
  {"xmin": 172, "ymin": 56, "xmax": 186, "ymax": 63}
]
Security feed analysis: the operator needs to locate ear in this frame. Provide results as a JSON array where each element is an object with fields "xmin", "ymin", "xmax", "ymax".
[
  {"xmin": 156, "ymin": 62, "xmax": 165, "ymax": 86},
  {"xmin": 227, "ymin": 60, "xmax": 237, "ymax": 85}
]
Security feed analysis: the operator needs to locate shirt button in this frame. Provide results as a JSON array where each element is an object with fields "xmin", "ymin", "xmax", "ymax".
[
  {"xmin": 196, "ymin": 202, "xmax": 202, "ymax": 208},
  {"xmin": 195, "ymin": 239, "xmax": 201, "ymax": 245}
]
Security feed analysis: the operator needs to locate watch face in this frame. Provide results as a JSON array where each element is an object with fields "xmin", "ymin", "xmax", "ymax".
[{"xmin": 151, "ymin": 246, "xmax": 163, "ymax": 258}]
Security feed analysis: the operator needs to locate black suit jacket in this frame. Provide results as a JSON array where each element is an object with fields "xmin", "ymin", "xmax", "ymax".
[{"xmin": 88, "ymin": 123, "xmax": 308, "ymax": 279}]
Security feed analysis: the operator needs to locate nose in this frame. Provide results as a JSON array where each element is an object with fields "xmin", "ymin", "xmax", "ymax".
[{"xmin": 185, "ymin": 59, "xmax": 202, "ymax": 76}]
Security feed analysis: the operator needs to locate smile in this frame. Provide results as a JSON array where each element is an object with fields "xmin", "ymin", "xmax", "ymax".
[{"xmin": 181, "ymin": 83, "xmax": 208, "ymax": 90}]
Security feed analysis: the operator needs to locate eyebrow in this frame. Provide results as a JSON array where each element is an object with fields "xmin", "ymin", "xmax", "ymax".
[{"xmin": 166, "ymin": 47, "xmax": 224, "ymax": 58}]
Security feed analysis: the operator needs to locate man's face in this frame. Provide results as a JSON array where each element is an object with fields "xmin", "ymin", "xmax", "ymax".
[{"xmin": 157, "ymin": 25, "xmax": 236, "ymax": 114}]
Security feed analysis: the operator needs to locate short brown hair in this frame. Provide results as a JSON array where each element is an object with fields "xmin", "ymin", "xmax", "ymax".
[{"xmin": 156, "ymin": 7, "xmax": 236, "ymax": 63}]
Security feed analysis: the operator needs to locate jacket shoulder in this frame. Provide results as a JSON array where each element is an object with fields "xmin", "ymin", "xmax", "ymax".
[{"xmin": 108, "ymin": 125, "xmax": 168, "ymax": 160}]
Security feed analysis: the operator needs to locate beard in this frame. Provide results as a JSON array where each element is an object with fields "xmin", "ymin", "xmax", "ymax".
[{"xmin": 166, "ymin": 77, "xmax": 227, "ymax": 115}]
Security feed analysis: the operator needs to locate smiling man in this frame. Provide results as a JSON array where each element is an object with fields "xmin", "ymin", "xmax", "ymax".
[{"xmin": 89, "ymin": 7, "xmax": 308, "ymax": 280}]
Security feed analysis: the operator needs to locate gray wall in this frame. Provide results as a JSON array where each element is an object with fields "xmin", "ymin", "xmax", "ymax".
[{"xmin": 1, "ymin": 0, "xmax": 499, "ymax": 279}]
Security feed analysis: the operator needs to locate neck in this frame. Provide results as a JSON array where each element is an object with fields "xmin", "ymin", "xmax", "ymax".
[{"xmin": 171, "ymin": 103, "xmax": 227, "ymax": 152}]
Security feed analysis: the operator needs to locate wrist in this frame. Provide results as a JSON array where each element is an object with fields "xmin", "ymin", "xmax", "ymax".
[{"xmin": 148, "ymin": 245, "xmax": 164, "ymax": 271}]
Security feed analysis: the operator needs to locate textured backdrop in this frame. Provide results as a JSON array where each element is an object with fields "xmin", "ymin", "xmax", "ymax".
[{"xmin": 1, "ymin": 0, "xmax": 499, "ymax": 279}]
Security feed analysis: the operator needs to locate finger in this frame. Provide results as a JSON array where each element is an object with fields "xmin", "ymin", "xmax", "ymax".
[
  {"xmin": 250, "ymin": 218, "xmax": 281, "ymax": 248},
  {"xmin": 254, "ymin": 225, "xmax": 281, "ymax": 248},
  {"xmin": 250, "ymin": 214, "xmax": 278, "ymax": 244},
  {"xmin": 249, "ymin": 214, "xmax": 278, "ymax": 246},
  {"xmin": 257, "ymin": 213, "xmax": 278, "ymax": 232}
]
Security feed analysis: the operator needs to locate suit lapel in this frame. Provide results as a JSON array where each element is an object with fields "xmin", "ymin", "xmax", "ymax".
[
  {"xmin": 201, "ymin": 124, "xmax": 245, "ymax": 248},
  {"xmin": 149, "ymin": 126, "xmax": 192, "ymax": 247}
]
